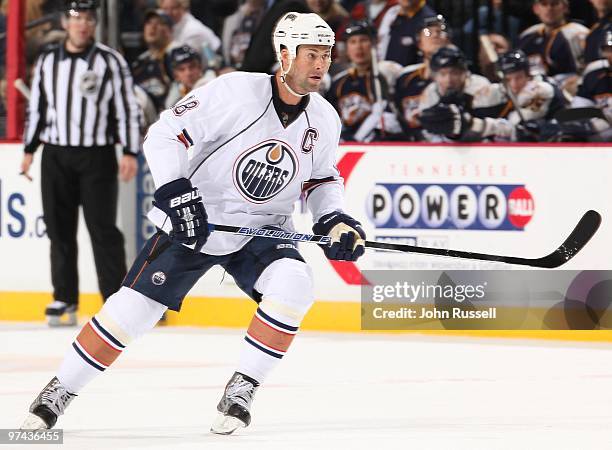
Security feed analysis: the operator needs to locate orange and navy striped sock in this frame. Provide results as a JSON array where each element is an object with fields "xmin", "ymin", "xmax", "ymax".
[{"xmin": 239, "ymin": 307, "xmax": 299, "ymax": 382}]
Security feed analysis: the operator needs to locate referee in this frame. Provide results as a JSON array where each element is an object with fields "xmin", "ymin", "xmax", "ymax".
[{"xmin": 20, "ymin": 0, "xmax": 140, "ymax": 326}]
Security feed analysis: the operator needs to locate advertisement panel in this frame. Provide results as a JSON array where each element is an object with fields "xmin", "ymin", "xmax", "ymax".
[
  {"xmin": 1, "ymin": 143, "xmax": 611, "ymax": 305},
  {"xmin": 0, "ymin": 144, "xmax": 122, "ymax": 292}
]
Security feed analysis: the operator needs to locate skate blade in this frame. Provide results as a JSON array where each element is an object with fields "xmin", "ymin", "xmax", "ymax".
[
  {"xmin": 47, "ymin": 312, "xmax": 77, "ymax": 327},
  {"xmin": 21, "ymin": 413, "xmax": 49, "ymax": 430},
  {"xmin": 210, "ymin": 414, "xmax": 246, "ymax": 435}
]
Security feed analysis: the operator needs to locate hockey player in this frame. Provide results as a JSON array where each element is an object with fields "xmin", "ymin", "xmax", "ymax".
[
  {"xmin": 585, "ymin": 0, "xmax": 611, "ymax": 64},
  {"xmin": 419, "ymin": 49, "xmax": 568, "ymax": 142},
  {"xmin": 377, "ymin": 0, "xmax": 438, "ymax": 66},
  {"xmin": 326, "ymin": 20, "xmax": 400, "ymax": 141},
  {"xmin": 518, "ymin": 0, "xmax": 589, "ymax": 88},
  {"xmin": 22, "ymin": 12, "xmax": 366, "ymax": 435},
  {"xmin": 164, "ymin": 45, "xmax": 216, "ymax": 108},
  {"xmin": 496, "ymin": 50, "xmax": 567, "ymax": 126},
  {"xmin": 393, "ymin": 14, "xmax": 450, "ymax": 139},
  {"xmin": 416, "ymin": 47, "xmax": 510, "ymax": 142},
  {"xmin": 572, "ymin": 30, "xmax": 612, "ymax": 139},
  {"xmin": 131, "ymin": 9, "xmax": 177, "ymax": 113}
]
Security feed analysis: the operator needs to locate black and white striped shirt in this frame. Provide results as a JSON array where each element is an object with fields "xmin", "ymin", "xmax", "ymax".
[{"xmin": 24, "ymin": 41, "xmax": 140, "ymax": 154}]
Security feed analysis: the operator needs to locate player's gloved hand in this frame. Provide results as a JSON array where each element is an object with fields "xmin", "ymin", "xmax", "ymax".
[
  {"xmin": 515, "ymin": 120, "xmax": 542, "ymax": 142},
  {"xmin": 152, "ymin": 177, "xmax": 210, "ymax": 252},
  {"xmin": 312, "ymin": 211, "xmax": 366, "ymax": 261},
  {"xmin": 419, "ymin": 103, "xmax": 472, "ymax": 138}
]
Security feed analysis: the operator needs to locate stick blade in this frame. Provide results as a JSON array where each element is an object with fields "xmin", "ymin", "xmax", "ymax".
[{"xmin": 532, "ymin": 210, "xmax": 602, "ymax": 268}]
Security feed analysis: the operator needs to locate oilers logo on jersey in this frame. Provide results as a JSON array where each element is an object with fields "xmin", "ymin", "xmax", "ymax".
[{"xmin": 233, "ymin": 140, "xmax": 298, "ymax": 203}]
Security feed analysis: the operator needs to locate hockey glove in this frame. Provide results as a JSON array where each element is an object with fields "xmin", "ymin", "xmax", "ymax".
[
  {"xmin": 153, "ymin": 178, "xmax": 210, "ymax": 252},
  {"xmin": 312, "ymin": 211, "xmax": 366, "ymax": 261},
  {"xmin": 419, "ymin": 103, "xmax": 472, "ymax": 138},
  {"xmin": 515, "ymin": 120, "xmax": 542, "ymax": 142}
]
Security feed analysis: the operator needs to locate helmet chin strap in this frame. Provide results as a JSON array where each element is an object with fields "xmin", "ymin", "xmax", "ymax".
[{"xmin": 280, "ymin": 57, "xmax": 309, "ymax": 98}]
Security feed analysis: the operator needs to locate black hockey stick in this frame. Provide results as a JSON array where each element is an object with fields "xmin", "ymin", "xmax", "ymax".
[{"xmin": 208, "ymin": 210, "xmax": 601, "ymax": 269}]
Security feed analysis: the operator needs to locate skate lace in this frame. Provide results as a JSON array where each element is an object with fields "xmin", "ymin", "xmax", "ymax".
[
  {"xmin": 225, "ymin": 377, "xmax": 256, "ymax": 410},
  {"xmin": 40, "ymin": 381, "xmax": 75, "ymax": 416}
]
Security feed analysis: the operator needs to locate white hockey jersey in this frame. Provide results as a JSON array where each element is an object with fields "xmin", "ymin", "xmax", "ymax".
[
  {"xmin": 418, "ymin": 74, "xmax": 512, "ymax": 141},
  {"xmin": 505, "ymin": 79, "xmax": 557, "ymax": 124},
  {"xmin": 143, "ymin": 72, "xmax": 345, "ymax": 255}
]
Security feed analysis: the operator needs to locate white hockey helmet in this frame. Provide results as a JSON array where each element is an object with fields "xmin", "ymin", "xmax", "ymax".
[{"xmin": 272, "ymin": 12, "xmax": 335, "ymax": 63}]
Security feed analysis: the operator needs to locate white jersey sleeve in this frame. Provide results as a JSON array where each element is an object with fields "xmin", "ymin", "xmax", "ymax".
[
  {"xmin": 303, "ymin": 95, "xmax": 346, "ymax": 222},
  {"xmin": 143, "ymin": 74, "xmax": 244, "ymax": 187}
]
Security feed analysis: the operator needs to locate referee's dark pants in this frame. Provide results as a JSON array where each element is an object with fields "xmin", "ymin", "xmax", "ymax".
[{"xmin": 41, "ymin": 144, "xmax": 127, "ymax": 306}]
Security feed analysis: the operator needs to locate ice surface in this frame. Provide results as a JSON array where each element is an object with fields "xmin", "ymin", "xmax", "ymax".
[{"xmin": 2, "ymin": 323, "xmax": 612, "ymax": 450}]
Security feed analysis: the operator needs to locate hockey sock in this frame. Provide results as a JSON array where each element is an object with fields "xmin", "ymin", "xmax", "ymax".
[
  {"xmin": 57, "ymin": 287, "xmax": 166, "ymax": 393},
  {"xmin": 238, "ymin": 306, "xmax": 299, "ymax": 383}
]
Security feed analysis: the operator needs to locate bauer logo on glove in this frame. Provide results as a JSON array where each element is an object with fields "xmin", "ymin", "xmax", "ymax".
[
  {"xmin": 169, "ymin": 189, "xmax": 202, "ymax": 208},
  {"xmin": 312, "ymin": 211, "xmax": 366, "ymax": 261},
  {"xmin": 152, "ymin": 177, "xmax": 210, "ymax": 252}
]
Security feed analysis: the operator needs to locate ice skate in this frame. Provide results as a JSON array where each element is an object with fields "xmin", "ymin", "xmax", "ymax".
[
  {"xmin": 21, "ymin": 377, "xmax": 76, "ymax": 430},
  {"xmin": 210, "ymin": 372, "xmax": 259, "ymax": 435},
  {"xmin": 45, "ymin": 301, "xmax": 77, "ymax": 327}
]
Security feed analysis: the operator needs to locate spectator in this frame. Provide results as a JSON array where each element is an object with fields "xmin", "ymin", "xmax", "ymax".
[
  {"xmin": 241, "ymin": 0, "xmax": 310, "ymax": 74},
  {"xmin": 462, "ymin": 0, "xmax": 521, "ymax": 48},
  {"xmin": 417, "ymin": 47, "xmax": 509, "ymax": 141},
  {"xmin": 190, "ymin": 0, "xmax": 240, "ymax": 37},
  {"xmin": 19, "ymin": 0, "xmax": 66, "ymax": 70},
  {"xmin": 222, "ymin": 0, "xmax": 267, "ymax": 68},
  {"xmin": 518, "ymin": 0, "xmax": 589, "ymax": 87},
  {"xmin": 394, "ymin": 15, "xmax": 450, "ymax": 139},
  {"xmin": 119, "ymin": 0, "xmax": 152, "ymax": 64},
  {"xmin": 326, "ymin": 20, "xmax": 401, "ymax": 141},
  {"xmin": 573, "ymin": 29, "xmax": 612, "ymax": 127},
  {"xmin": 347, "ymin": 0, "xmax": 397, "ymax": 29},
  {"xmin": 159, "ymin": 0, "xmax": 221, "ymax": 62},
  {"xmin": 20, "ymin": 0, "xmax": 139, "ymax": 327},
  {"xmin": 377, "ymin": 0, "xmax": 438, "ymax": 67},
  {"xmin": 165, "ymin": 45, "xmax": 216, "ymax": 108},
  {"xmin": 585, "ymin": 0, "xmax": 611, "ymax": 63},
  {"xmin": 132, "ymin": 9, "xmax": 178, "ymax": 113},
  {"xmin": 306, "ymin": 0, "xmax": 349, "ymax": 33}
]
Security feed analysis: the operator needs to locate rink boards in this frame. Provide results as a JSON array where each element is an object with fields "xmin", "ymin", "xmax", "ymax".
[{"xmin": 0, "ymin": 142, "xmax": 611, "ymax": 339}]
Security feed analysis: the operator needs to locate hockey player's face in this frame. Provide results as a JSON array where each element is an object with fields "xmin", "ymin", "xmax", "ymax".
[
  {"xmin": 434, "ymin": 67, "xmax": 467, "ymax": 97},
  {"xmin": 346, "ymin": 35, "xmax": 372, "ymax": 66},
  {"xmin": 504, "ymin": 71, "xmax": 529, "ymax": 96},
  {"xmin": 63, "ymin": 11, "xmax": 97, "ymax": 50},
  {"xmin": 286, "ymin": 45, "xmax": 332, "ymax": 94},
  {"xmin": 418, "ymin": 25, "xmax": 448, "ymax": 58},
  {"xmin": 174, "ymin": 60, "xmax": 203, "ymax": 90},
  {"xmin": 533, "ymin": 0, "xmax": 568, "ymax": 27}
]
